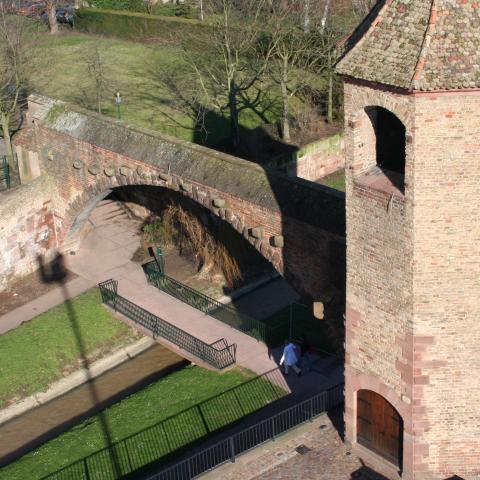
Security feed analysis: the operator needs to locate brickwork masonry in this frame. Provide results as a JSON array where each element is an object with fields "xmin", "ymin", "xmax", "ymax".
[
  {"xmin": 8, "ymin": 95, "xmax": 345, "ymax": 302},
  {"xmin": 343, "ymin": 80, "xmax": 480, "ymax": 479}
]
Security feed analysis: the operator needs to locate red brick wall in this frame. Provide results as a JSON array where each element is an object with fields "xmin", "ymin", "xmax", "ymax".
[
  {"xmin": 0, "ymin": 176, "xmax": 58, "ymax": 290},
  {"xmin": 344, "ymin": 79, "xmax": 480, "ymax": 478},
  {"xmin": 12, "ymin": 118, "xmax": 345, "ymax": 302}
]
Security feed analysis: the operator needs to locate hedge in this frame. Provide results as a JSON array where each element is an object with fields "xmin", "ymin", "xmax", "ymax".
[{"xmin": 75, "ymin": 8, "xmax": 209, "ymax": 42}]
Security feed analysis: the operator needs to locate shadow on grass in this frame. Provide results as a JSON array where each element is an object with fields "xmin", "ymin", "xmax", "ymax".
[
  {"xmin": 34, "ymin": 253, "xmax": 123, "ymax": 478},
  {"xmin": 40, "ymin": 368, "xmax": 287, "ymax": 480}
]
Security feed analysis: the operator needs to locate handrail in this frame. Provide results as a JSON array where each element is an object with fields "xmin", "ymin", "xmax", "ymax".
[
  {"xmin": 149, "ymin": 383, "xmax": 344, "ymax": 480},
  {"xmin": 98, "ymin": 279, "xmax": 236, "ymax": 370},
  {"xmin": 41, "ymin": 368, "xmax": 288, "ymax": 480},
  {"xmin": 144, "ymin": 261, "xmax": 267, "ymax": 342}
]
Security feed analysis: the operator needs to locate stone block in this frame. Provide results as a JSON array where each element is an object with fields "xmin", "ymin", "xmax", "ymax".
[
  {"xmin": 212, "ymin": 198, "xmax": 226, "ymax": 208},
  {"xmin": 250, "ymin": 227, "xmax": 264, "ymax": 239},
  {"xmin": 313, "ymin": 302, "xmax": 324, "ymax": 320},
  {"xmin": 159, "ymin": 173, "xmax": 171, "ymax": 182},
  {"xmin": 271, "ymin": 235, "xmax": 284, "ymax": 248}
]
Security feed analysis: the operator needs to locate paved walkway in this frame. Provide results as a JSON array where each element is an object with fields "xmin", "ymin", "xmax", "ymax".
[
  {"xmin": 200, "ymin": 410, "xmax": 393, "ymax": 480},
  {"xmin": 0, "ymin": 213, "xmax": 342, "ymax": 385}
]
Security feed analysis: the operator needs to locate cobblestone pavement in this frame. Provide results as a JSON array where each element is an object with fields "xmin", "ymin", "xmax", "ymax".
[{"xmin": 203, "ymin": 409, "xmax": 392, "ymax": 480}]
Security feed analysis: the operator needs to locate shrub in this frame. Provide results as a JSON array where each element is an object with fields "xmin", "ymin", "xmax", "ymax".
[{"xmin": 75, "ymin": 8, "xmax": 208, "ymax": 42}]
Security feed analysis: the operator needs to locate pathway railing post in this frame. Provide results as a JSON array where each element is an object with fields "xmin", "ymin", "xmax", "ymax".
[{"xmin": 229, "ymin": 436, "xmax": 236, "ymax": 463}]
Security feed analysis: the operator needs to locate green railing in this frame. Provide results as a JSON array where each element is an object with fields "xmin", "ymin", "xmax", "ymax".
[
  {"xmin": 144, "ymin": 261, "xmax": 268, "ymax": 343},
  {"xmin": 42, "ymin": 368, "xmax": 288, "ymax": 480},
  {"xmin": 143, "ymin": 261, "xmax": 335, "ymax": 353},
  {"xmin": 0, "ymin": 156, "xmax": 11, "ymax": 191},
  {"xmin": 264, "ymin": 303, "xmax": 335, "ymax": 356},
  {"xmin": 98, "ymin": 279, "xmax": 236, "ymax": 370}
]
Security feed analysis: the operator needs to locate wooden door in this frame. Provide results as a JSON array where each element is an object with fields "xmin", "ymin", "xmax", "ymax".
[{"xmin": 357, "ymin": 390, "xmax": 403, "ymax": 467}]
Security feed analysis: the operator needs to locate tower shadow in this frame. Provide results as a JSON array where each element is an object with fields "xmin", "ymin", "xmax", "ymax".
[{"xmin": 36, "ymin": 252, "xmax": 122, "ymax": 478}]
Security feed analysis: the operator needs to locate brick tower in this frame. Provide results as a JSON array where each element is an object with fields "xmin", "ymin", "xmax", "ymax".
[{"xmin": 336, "ymin": 1, "xmax": 480, "ymax": 478}]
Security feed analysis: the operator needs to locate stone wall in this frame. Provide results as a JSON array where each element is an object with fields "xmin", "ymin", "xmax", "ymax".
[
  {"xmin": 343, "ymin": 80, "xmax": 415, "ymax": 478},
  {"xmin": 0, "ymin": 176, "xmax": 59, "ymax": 290},
  {"xmin": 9, "ymin": 95, "xmax": 346, "ymax": 302},
  {"xmin": 344, "ymin": 79, "xmax": 480, "ymax": 479},
  {"xmin": 410, "ymin": 90, "xmax": 480, "ymax": 479},
  {"xmin": 267, "ymin": 133, "xmax": 344, "ymax": 182}
]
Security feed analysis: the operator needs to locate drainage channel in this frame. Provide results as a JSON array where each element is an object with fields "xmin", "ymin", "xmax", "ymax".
[{"xmin": 0, "ymin": 344, "xmax": 187, "ymax": 467}]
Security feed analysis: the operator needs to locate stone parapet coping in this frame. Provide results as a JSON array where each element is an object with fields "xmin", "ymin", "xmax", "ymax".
[{"xmin": 0, "ymin": 336, "xmax": 155, "ymax": 426}]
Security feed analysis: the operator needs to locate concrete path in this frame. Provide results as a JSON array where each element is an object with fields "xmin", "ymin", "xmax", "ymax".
[{"xmin": 0, "ymin": 213, "xmax": 340, "ymax": 387}]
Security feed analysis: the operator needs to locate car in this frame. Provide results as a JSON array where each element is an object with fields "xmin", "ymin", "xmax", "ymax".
[{"xmin": 40, "ymin": 6, "xmax": 74, "ymax": 27}]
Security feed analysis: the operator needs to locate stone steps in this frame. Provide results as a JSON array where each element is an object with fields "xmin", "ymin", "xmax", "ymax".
[{"xmin": 90, "ymin": 199, "xmax": 129, "ymax": 226}]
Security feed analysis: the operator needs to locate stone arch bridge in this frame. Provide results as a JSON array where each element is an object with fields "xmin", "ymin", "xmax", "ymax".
[{"xmin": 5, "ymin": 95, "xmax": 345, "ymax": 301}]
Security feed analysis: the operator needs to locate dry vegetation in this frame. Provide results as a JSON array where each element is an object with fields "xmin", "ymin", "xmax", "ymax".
[{"xmin": 144, "ymin": 204, "xmax": 243, "ymax": 287}]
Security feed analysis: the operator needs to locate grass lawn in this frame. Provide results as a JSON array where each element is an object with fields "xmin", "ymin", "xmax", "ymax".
[
  {"xmin": 29, "ymin": 31, "xmax": 283, "ymax": 147},
  {"xmin": 317, "ymin": 170, "xmax": 346, "ymax": 192},
  {"xmin": 0, "ymin": 366, "xmax": 284, "ymax": 480},
  {"xmin": 0, "ymin": 288, "xmax": 141, "ymax": 408}
]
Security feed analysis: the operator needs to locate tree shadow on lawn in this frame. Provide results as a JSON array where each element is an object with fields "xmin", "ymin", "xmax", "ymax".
[{"xmin": 133, "ymin": 63, "xmax": 297, "ymax": 166}]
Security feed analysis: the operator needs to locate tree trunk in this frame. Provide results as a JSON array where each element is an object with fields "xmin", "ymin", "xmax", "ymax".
[
  {"xmin": 47, "ymin": 4, "xmax": 58, "ymax": 34},
  {"xmin": 97, "ymin": 92, "xmax": 102, "ymax": 114},
  {"xmin": 320, "ymin": 0, "xmax": 331, "ymax": 33},
  {"xmin": 280, "ymin": 60, "xmax": 290, "ymax": 143},
  {"xmin": 327, "ymin": 66, "xmax": 333, "ymax": 124},
  {"xmin": 199, "ymin": 0, "xmax": 204, "ymax": 22},
  {"xmin": 228, "ymin": 83, "xmax": 240, "ymax": 152},
  {"xmin": 1, "ymin": 112, "xmax": 16, "ymax": 177},
  {"xmin": 303, "ymin": 0, "xmax": 310, "ymax": 33}
]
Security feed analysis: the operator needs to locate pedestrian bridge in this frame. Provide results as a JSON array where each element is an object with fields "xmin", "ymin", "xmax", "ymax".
[{"xmin": 7, "ymin": 94, "xmax": 345, "ymax": 301}]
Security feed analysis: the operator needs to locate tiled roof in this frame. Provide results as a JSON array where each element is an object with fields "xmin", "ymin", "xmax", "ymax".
[{"xmin": 336, "ymin": 0, "xmax": 480, "ymax": 91}]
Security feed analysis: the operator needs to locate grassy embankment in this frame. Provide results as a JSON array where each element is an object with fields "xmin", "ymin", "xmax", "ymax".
[
  {"xmin": 0, "ymin": 288, "xmax": 141, "ymax": 409},
  {"xmin": 29, "ymin": 31, "xmax": 284, "ymax": 148},
  {"xmin": 0, "ymin": 366, "xmax": 282, "ymax": 480}
]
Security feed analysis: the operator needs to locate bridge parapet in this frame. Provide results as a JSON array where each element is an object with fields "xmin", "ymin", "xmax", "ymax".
[{"xmin": 10, "ymin": 95, "xmax": 346, "ymax": 299}]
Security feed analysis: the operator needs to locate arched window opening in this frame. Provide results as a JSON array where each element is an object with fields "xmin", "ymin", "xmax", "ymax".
[
  {"xmin": 357, "ymin": 389, "xmax": 403, "ymax": 469},
  {"xmin": 365, "ymin": 107, "xmax": 406, "ymax": 176}
]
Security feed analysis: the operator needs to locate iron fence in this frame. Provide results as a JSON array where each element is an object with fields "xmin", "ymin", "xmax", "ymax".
[
  {"xmin": 98, "ymin": 279, "xmax": 236, "ymax": 370},
  {"xmin": 0, "ymin": 155, "xmax": 11, "ymax": 191},
  {"xmin": 144, "ymin": 262, "xmax": 334, "ymax": 353},
  {"xmin": 144, "ymin": 261, "xmax": 268, "ymax": 342},
  {"xmin": 42, "ymin": 369, "xmax": 288, "ymax": 480},
  {"xmin": 149, "ymin": 383, "xmax": 344, "ymax": 480}
]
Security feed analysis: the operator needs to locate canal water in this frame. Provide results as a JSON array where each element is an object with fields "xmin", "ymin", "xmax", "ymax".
[{"xmin": 0, "ymin": 344, "xmax": 186, "ymax": 466}]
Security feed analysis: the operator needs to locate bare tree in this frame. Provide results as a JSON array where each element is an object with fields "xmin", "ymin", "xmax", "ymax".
[
  {"xmin": 0, "ymin": 1, "xmax": 35, "ymax": 171},
  {"xmin": 264, "ymin": 5, "xmax": 319, "ymax": 142},
  {"xmin": 180, "ymin": 0, "xmax": 275, "ymax": 152},
  {"xmin": 84, "ymin": 45, "xmax": 109, "ymax": 114},
  {"xmin": 351, "ymin": 0, "xmax": 376, "ymax": 18}
]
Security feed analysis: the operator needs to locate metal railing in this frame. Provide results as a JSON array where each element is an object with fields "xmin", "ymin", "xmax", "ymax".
[
  {"xmin": 144, "ymin": 261, "xmax": 268, "ymax": 342},
  {"xmin": 144, "ymin": 261, "xmax": 336, "ymax": 354},
  {"xmin": 0, "ymin": 155, "xmax": 11, "ymax": 191},
  {"xmin": 98, "ymin": 279, "xmax": 236, "ymax": 370},
  {"xmin": 42, "ymin": 368, "xmax": 288, "ymax": 480},
  {"xmin": 149, "ymin": 383, "xmax": 344, "ymax": 480}
]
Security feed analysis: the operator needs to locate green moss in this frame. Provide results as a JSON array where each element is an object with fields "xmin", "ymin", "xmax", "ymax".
[{"xmin": 45, "ymin": 104, "xmax": 69, "ymax": 126}]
